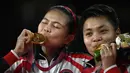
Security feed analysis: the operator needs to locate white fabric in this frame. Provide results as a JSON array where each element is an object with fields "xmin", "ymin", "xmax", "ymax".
[
  {"xmin": 11, "ymin": 50, "xmax": 19, "ymax": 59},
  {"xmin": 104, "ymin": 64, "xmax": 117, "ymax": 73},
  {"xmin": 5, "ymin": 53, "xmax": 90, "ymax": 73}
]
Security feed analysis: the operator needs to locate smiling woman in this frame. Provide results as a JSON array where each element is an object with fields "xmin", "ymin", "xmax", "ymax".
[{"xmin": 78, "ymin": 4, "xmax": 130, "ymax": 73}]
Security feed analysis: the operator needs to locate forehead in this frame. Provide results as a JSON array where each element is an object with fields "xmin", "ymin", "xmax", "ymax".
[
  {"xmin": 44, "ymin": 9, "xmax": 69, "ymax": 26},
  {"xmin": 83, "ymin": 16, "xmax": 114, "ymax": 30}
]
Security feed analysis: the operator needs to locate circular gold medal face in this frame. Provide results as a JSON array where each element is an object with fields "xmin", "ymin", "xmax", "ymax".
[{"xmin": 31, "ymin": 33, "xmax": 46, "ymax": 44}]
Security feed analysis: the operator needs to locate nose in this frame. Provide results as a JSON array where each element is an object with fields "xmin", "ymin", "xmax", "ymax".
[
  {"xmin": 44, "ymin": 26, "xmax": 51, "ymax": 33},
  {"xmin": 92, "ymin": 36, "xmax": 102, "ymax": 42}
]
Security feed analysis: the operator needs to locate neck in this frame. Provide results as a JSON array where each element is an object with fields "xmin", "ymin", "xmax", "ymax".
[{"xmin": 41, "ymin": 46, "xmax": 62, "ymax": 62}]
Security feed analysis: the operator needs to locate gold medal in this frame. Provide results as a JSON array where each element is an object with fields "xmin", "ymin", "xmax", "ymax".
[{"xmin": 31, "ymin": 33, "xmax": 47, "ymax": 44}]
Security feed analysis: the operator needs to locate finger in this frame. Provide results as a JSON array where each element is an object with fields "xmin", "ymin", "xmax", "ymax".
[
  {"xmin": 24, "ymin": 29, "xmax": 34, "ymax": 43},
  {"xmin": 25, "ymin": 29, "xmax": 34, "ymax": 37},
  {"xmin": 101, "ymin": 44, "xmax": 112, "ymax": 56},
  {"xmin": 106, "ymin": 44, "xmax": 112, "ymax": 53},
  {"xmin": 110, "ymin": 43, "xmax": 117, "ymax": 57},
  {"xmin": 102, "ymin": 44, "xmax": 108, "ymax": 54},
  {"xmin": 20, "ymin": 29, "xmax": 29, "ymax": 36},
  {"xmin": 100, "ymin": 48, "xmax": 104, "ymax": 56},
  {"xmin": 100, "ymin": 44, "xmax": 105, "ymax": 57},
  {"xmin": 25, "ymin": 33, "xmax": 33, "ymax": 44}
]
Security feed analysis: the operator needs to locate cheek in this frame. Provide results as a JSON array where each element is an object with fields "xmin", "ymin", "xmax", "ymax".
[
  {"xmin": 44, "ymin": 34, "xmax": 65, "ymax": 48},
  {"xmin": 50, "ymin": 30, "xmax": 67, "ymax": 42},
  {"xmin": 103, "ymin": 32, "xmax": 116, "ymax": 43},
  {"xmin": 38, "ymin": 24, "xmax": 43, "ymax": 32},
  {"xmin": 83, "ymin": 36, "xmax": 91, "ymax": 49},
  {"xmin": 83, "ymin": 36, "xmax": 94, "ymax": 55},
  {"xmin": 52, "ymin": 30, "xmax": 67, "ymax": 37},
  {"xmin": 47, "ymin": 35, "xmax": 66, "ymax": 48}
]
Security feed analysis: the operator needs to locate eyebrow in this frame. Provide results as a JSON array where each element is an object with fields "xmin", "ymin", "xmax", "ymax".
[
  {"xmin": 84, "ymin": 28, "xmax": 92, "ymax": 32},
  {"xmin": 84, "ymin": 24, "xmax": 105, "ymax": 32},
  {"xmin": 98, "ymin": 25, "xmax": 105, "ymax": 29}
]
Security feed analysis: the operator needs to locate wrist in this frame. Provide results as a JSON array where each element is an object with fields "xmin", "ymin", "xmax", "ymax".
[
  {"xmin": 11, "ymin": 50, "xmax": 20, "ymax": 59},
  {"xmin": 102, "ymin": 60, "xmax": 116, "ymax": 69},
  {"xmin": 104, "ymin": 64, "xmax": 120, "ymax": 73},
  {"xmin": 13, "ymin": 49, "xmax": 22, "ymax": 57}
]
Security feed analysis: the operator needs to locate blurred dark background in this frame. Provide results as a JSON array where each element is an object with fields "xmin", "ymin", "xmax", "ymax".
[{"xmin": 0, "ymin": 0, "xmax": 130, "ymax": 57}]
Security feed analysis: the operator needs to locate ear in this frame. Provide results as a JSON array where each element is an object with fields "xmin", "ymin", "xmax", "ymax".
[
  {"xmin": 116, "ymin": 27, "xmax": 121, "ymax": 36},
  {"xmin": 64, "ymin": 35, "xmax": 74, "ymax": 45}
]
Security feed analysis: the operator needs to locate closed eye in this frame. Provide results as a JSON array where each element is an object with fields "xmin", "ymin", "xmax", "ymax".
[
  {"xmin": 53, "ymin": 22, "xmax": 62, "ymax": 29},
  {"xmin": 41, "ymin": 18, "xmax": 49, "ymax": 25},
  {"xmin": 41, "ymin": 21, "xmax": 48, "ymax": 25}
]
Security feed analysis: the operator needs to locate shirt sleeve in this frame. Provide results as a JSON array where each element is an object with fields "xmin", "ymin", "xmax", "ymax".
[
  {"xmin": 3, "ymin": 50, "xmax": 19, "ymax": 66},
  {"xmin": 104, "ymin": 64, "xmax": 121, "ymax": 73}
]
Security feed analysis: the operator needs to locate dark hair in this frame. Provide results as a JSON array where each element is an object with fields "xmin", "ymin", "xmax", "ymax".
[
  {"xmin": 80, "ymin": 4, "xmax": 119, "ymax": 31},
  {"xmin": 71, "ymin": 4, "xmax": 120, "ymax": 53},
  {"xmin": 48, "ymin": 5, "xmax": 77, "ymax": 35}
]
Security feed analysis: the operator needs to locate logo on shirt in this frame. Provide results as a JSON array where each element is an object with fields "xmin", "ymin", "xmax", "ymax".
[{"xmin": 60, "ymin": 69, "xmax": 73, "ymax": 73}]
